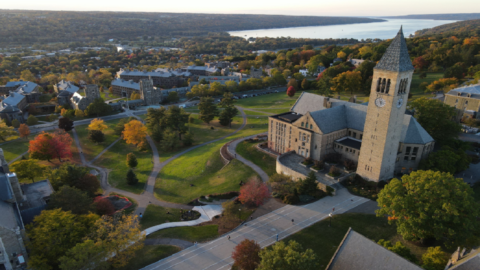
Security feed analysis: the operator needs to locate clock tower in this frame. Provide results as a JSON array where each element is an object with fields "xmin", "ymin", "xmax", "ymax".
[{"xmin": 356, "ymin": 27, "xmax": 414, "ymax": 182}]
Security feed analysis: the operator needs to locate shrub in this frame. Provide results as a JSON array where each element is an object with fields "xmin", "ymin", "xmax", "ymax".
[
  {"xmin": 95, "ymin": 198, "xmax": 115, "ymax": 216},
  {"xmin": 302, "ymin": 157, "xmax": 313, "ymax": 165},
  {"xmin": 328, "ymin": 166, "xmax": 341, "ymax": 177},
  {"xmin": 326, "ymin": 186, "xmax": 334, "ymax": 196},
  {"xmin": 188, "ymin": 115, "xmax": 195, "ymax": 123},
  {"xmin": 26, "ymin": 115, "xmax": 39, "ymax": 126},
  {"xmin": 88, "ymin": 130, "xmax": 105, "ymax": 143},
  {"xmin": 126, "ymin": 169, "xmax": 138, "ymax": 185},
  {"xmin": 312, "ymin": 160, "xmax": 324, "ymax": 170},
  {"xmin": 11, "ymin": 119, "xmax": 20, "ymax": 128},
  {"xmin": 208, "ymin": 191, "xmax": 239, "ymax": 200},
  {"xmin": 343, "ymin": 159, "xmax": 357, "ymax": 171},
  {"xmin": 283, "ymin": 193, "xmax": 299, "ymax": 204}
]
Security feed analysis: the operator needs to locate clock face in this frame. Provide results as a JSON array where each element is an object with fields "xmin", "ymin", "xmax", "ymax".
[
  {"xmin": 375, "ymin": 98, "xmax": 386, "ymax": 108},
  {"xmin": 397, "ymin": 98, "xmax": 403, "ymax": 108}
]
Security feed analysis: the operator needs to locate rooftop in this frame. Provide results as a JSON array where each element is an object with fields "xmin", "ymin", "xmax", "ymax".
[
  {"xmin": 20, "ymin": 178, "xmax": 54, "ymax": 209},
  {"xmin": 446, "ymin": 83, "xmax": 480, "ymax": 99},
  {"xmin": 111, "ymin": 78, "xmax": 141, "ymax": 90},
  {"xmin": 56, "ymin": 80, "xmax": 80, "ymax": 94},
  {"xmin": 374, "ymin": 27, "xmax": 414, "ymax": 72},
  {"xmin": 335, "ymin": 137, "xmax": 362, "ymax": 150}
]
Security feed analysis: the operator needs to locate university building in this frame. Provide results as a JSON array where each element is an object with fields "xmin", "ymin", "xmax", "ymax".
[
  {"xmin": 268, "ymin": 28, "xmax": 435, "ymax": 182},
  {"xmin": 444, "ymin": 83, "xmax": 480, "ymax": 121}
]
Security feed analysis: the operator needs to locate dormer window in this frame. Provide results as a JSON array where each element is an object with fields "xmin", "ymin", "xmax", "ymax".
[
  {"xmin": 467, "ymin": 94, "xmax": 471, "ymax": 98},
  {"xmin": 301, "ymin": 122, "xmax": 304, "ymax": 127},
  {"xmin": 458, "ymin": 93, "xmax": 461, "ymax": 96}
]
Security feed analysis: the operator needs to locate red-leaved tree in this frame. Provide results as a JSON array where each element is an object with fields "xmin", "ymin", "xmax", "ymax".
[
  {"xmin": 412, "ymin": 56, "xmax": 429, "ymax": 70},
  {"xmin": 238, "ymin": 178, "xmax": 270, "ymax": 207},
  {"xmin": 232, "ymin": 239, "xmax": 261, "ymax": 270},
  {"xmin": 29, "ymin": 130, "xmax": 73, "ymax": 162},
  {"xmin": 286, "ymin": 86, "xmax": 296, "ymax": 97},
  {"xmin": 94, "ymin": 197, "xmax": 115, "ymax": 216}
]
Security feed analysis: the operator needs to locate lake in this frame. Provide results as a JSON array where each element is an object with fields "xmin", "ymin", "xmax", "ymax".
[{"xmin": 228, "ymin": 19, "xmax": 458, "ymax": 40}]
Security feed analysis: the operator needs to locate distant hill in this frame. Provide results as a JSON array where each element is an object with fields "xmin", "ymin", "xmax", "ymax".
[
  {"xmin": 385, "ymin": 13, "xmax": 480, "ymax": 20},
  {"xmin": 0, "ymin": 10, "xmax": 384, "ymax": 46},
  {"xmin": 415, "ymin": 19, "xmax": 480, "ymax": 36}
]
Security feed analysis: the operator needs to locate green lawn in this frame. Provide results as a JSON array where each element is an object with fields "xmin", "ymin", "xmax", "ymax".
[
  {"xmin": 157, "ymin": 115, "xmax": 243, "ymax": 162},
  {"xmin": 235, "ymin": 91, "xmax": 302, "ymax": 109},
  {"xmin": 75, "ymin": 118, "xmax": 123, "ymax": 161},
  {"xmin": 116, "ymin": 245, "xmax": 180, "ymax": 270},
  {"xmin": 283, "ymin": 213, "xmax": 397, "ymax": 269},
  {"xmin": 147, "ymin": 225, "xmax": 219, "ymax": 242},
  {"xmin": 236, "ymin": 140, "xmax": 276, "ymax": 176},
  {"xmin": 410, "ymin": 72, "xmax": 444, "ymax": 99},
  {"xmin": 94, "ymin": 140, "xmax": 153, "ymax": 194},
  {"xmin": 234, "ymin": 117, "xmax": 269, "ymax": 138},
  {"xmin": 140, "ymin": 204, "xmax": 199, "ymax": 230},
  {"xmin": 243, "ymin": 110, "xmax": 273, "ymax": 116},
  {"xmin": 155, "ymin": 139, "xmax": 259, "ymax": 204},
  {"xmin": 0, "ymin": 139, "xmax": 30, "ymax": 162},
  {"xmin": 36, "ymin": 115, "xmax": 57, "ymax": 122}
]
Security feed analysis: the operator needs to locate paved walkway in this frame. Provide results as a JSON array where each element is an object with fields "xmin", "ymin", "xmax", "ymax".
[
  {"xmin": 144, "ymin": 205, "xmax": 223, "ymax": 235},
  {"xmin": 227, "ymin": 134, "xmax": 269, "ymax": 183},
  {"xmin": 8, "ymin": 151, "xmax": 28, "ymax": 165},
  {"xmin": 141, "ymin": 188, "xmax": 370, "ymax": 270}
]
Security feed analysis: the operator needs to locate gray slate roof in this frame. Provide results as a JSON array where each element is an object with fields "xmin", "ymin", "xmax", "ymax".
[
  {"xmin": 450, "ymin": 249, "xmax": 480, "ymax": 270},
  {"xmin": 0, "ymin": 201, "xmax": 20, "ymax": 230},
  {"xmin": 111, "ymin": 78, "xmax": 141, "ymax": 90},
  {"xmin": 56, "ymin": 80, "xmax": 79, "ymax": 94},
  {"xmin": 403, "ymin": 116, "xmax": 434, "ymax": 144},
  {"xmin": 3, "ymin": 92, "xmax": 25, "ymax": 107},
  {"xmin": 374, "ymin": 27, "xmax": 414, "ymax": 72},
  {"xmin": 327, "ymin": 228, "xmax": 422, "ymax": 270},
  {"xmin": 21, "ymin": 179, "xmax": 54, "ymax": 209},
  {"xmin": 290, "ymin": 92, "xmax": 328, "ymax": 114},
  {"xmin": 0, "ymin": 174, "xmax": 13, "ymax": 201},
  {"xmin": 446, "ymin": 83, "xmax": 480, "ymax": 99}
]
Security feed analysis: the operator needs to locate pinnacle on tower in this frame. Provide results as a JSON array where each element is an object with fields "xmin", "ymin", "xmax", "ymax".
[{"xmin": 374, "ymin": 26, "xmax": 414, "ymax": 72}]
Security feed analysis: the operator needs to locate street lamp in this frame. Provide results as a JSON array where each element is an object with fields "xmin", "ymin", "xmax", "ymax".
[
  {"xmin": 238, "ymin": 209, "xmax": 241, "ymax": 221},
  {"xmin": 329, "ymin": 213, "xmax": 332, "ymax": 227}
]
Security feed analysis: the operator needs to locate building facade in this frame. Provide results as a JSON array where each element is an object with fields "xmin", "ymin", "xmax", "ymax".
[
  {"xmin": 70, "ymin": 85, "xmax": 101, "ymax": 111},
  {"xmin": 268, "ymin": 28, "xmax": 435, "ymax": 182},
  {"xmin": 116, "ymin": 69, "xmax": 190, "ymax": 88},
  {"xmin": 444, "ymin": 84, "xmax": 480, "ymax": 121}
]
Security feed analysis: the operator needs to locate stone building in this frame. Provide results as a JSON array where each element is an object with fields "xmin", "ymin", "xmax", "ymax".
[
  {"xmin": 0, "ymin": 149, "xmax": 54, "ymax": 269},
  {"xmin": 181, "ymin": 65, "xmax": 218, "ymax": 76},
  {"xmin": 116, "ymin": 68, "xmax": 190, "ymax": 88},
  {"xmin": 268, "ymin": 28, "xmax": 434, "ymax": 181},
  {"xmin": 53, "ymin": 80, "xmax": 79, "ymax": 94},
  {"xmin": 250, "ymin": 66, "xmax": 263, "ymax": 79},
  {"xmin": 112, "ymin": 78, "xmax": 190, "ymax": 103},
  {"xmin": 444, "ymin": 83, "xmax": 480, "ymax": 121},
  {"xmin": 0, "ymin": 80, "xmax": 41, "ymax": 123},
  {"xmin": 139, "ymin": 79, "xmax": 162, "ymax": 106},
  {"xmin": 70, "ymin": 85, "xmax": 101, "ymax": 111}
]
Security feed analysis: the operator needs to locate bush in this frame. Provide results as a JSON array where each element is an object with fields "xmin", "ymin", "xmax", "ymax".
[
  {"xmin": 283, "ymin": 193, "xmax": 299, "ymax": 204},
  {"xmin": 88, "ymin": 130, "xmax": 105, "ymax": 143},
  {"xmin": 328, "ymin": 166, "xmax": 341, "ymax": 177},
  {"xmin": 302, "ymin": 157, "xmax": 313, "ymax": 165},
  {"xmin": 326, "ymin": 186, "xmax": 334, "ymax": 196},
  {"xmin": 188, "ymin": 115, "xmax": 195, "ymax": 123},
  {"xmin": 343, "ymin": 159, "xmax": 357, "ymax": 171},
  {"xmin": 48, "ymin": 114, "xmax": 58, "ymax": 122},
  {"xmin": 26, "ymin": 115, "xmax": 39, "ymax": 126},
  {"xmin": 95, "ymin": 198, "xmax": 115, "ymax": 216},
  {"xmin": 207, "ymin": 191, "xmax": 239, "ymax": 200},
  {"xmin": 324, "ymin": 153, "xmax": 342, "ymax": 163},
  {"xmin": 312, "ymin": 160, "xmax": 324, "ymax": 170},
  {"xmin": 11, "ymin": 119, "xmax": 20, "ymax": 128},
  {"xmin": 126, "ymin": 169, "xmax": 138, "ymax": 185}
]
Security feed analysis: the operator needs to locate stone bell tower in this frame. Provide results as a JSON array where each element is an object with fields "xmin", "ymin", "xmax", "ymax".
[{"xmin": 356, "ymin": 27, "xmax": 415, "ymax": 182}]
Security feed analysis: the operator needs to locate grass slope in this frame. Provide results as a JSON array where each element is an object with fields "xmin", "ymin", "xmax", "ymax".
[
  {"xmin": 140, "ymin": 204, "xmax": 186, "ymax": 230},
  {"xmin": 235, "ymin": 91, "xmax": 302, "ymax": 109},
  {"xmin": 147, "ymin": 225, "xmax": 219, "ymax": 242},
  {"xmin": 116, "ymin": 245, "xmax": 181, "ymax": 270},
  {"xmin": 235, "ymin": 140, "xmax": 276, "ymax": 176},
  {"xmin": 409, "ymin": 72, "xmax": 444, "ymax": 100},
  {"xmin": 1, "ymin": 139, "xmax": 30, "ymax": 162},
  {"xmin": 155, "ymin": 139, "xmax": 258, "ymax": 204},
  {"xmin": 94, "ymin": 140, "xmax": 153, "ymax": 194},
  {"xmin": 75, "ymin": 118, "xmax": 122, "ymax": 161}
]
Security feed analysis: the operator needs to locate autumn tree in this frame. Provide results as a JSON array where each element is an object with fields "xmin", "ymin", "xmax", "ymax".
[
  {"xmin": 126, "ymin": 153, "xmax": 138, "ymax": 168},
  {"xmin": 376, "ymin": 170, "xmax": 480, "ymax": 248},
  {"xmin": 0, "ymin": 120, "xmax": 18, "ymax": 141},
  {"xmin": 27, "ymin": 209, "xmax": 99, "ymax": 270},
  {"xmin": 46, "ymin": 163, "xmax": 100, "ymax": 196},
  {"xmin": 286, "ymin": 86, "xmax": 296, "ymax": 97},
  {"xmin": 199, "ymin": 97, "xmax": 219, "ymax": 124},
  {"xmin": 257, "ymin": 241, "xmax": 318, "ymax": 270},
  {"xmin": 20, "ymin": 69, "xmax": 36, "ymax": 82},
  {"xmin": 412, "ymin": 56, "xmax": 429, "ymax": 70},
  {"xmin": 425, "ymin": 78, "xmax": 458, "ymax": 93},
  {"xmin": 18, "ymin": 123, "xmax": 30, "ymax": 139},
  {"xmin": 238, "ymin": 177, "xmax": 270, "ymax": 207},
  {"xmin": 409, "ymin": 98, "xmax": 461, "ymax": 145},
  {"xmin": 10, "ymin": 159, "xmax": 47, "ymax": 183},
  {"xmin": 58, "ymin": 117, "xmax": 74, "ymax": 131},
  {"xmin": 122, "ymin": 119, "xmax": 147, "ymax": 146},
  {"xmin": 88, "ymin": 118, "xmax": 108, "ymax": 131},
  {"xmin": 47, "ymin": 186, "xmax": 95, "ymax": 215},
  {"xmin": 94, "ymin": 197, "xmax": 115, "ymax": 216},
  {"xmin": 75, "ymin": 109, "xmax": 85, "ymax": 118},
  {"xmin": 421, "ymin": 247, "xmax": 448, "ymax": 270},
  {"xmin": 58, "ymin": 214, "xmax": 145, "ymax": 269},
  {"xmin": 29, "ymin": 131, "xmax": 73, "ymax": 161},
  {"xmin": 331, "ymin": 70, "xmax": 362, "ymax": 95},
  {"xmin": 287, "ymin": 78, "xmax": 298, "ymax": 91},
  {"xmin": 232, "ymin": 239, "xmax": 261, "ymax": 270}
]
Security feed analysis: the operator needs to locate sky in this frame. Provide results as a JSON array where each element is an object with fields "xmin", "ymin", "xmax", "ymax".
[{"xmin": 2, "ymin": 0, "xmax": 480, "ymax": 16}]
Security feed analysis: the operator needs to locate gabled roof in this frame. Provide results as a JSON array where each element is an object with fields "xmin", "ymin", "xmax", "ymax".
[
  {"xmin": 326, "ymin": 228, "xmax": 422, "ymax": 270},
  {"xmin": 374, "ymin": 27, "xmax": 414, "ymax": 72},
  {"xmin": 449, "ymin": 249, "xmax": 480, "ymax": 270},
  {"xmin": 291, "ymin": 92, "xmax": 328, "ymax": 115},
  {"xmin": 111, "ymin": 78, "xmax": 141, "ymax": 90},
  {"xmin": 0, "ymin": 201, "xmax": 20, "ymax": 230},
  {"xmin": 56, "ymin": 80, "xmax": 79, "ymax": 94},
  {"xmin": 403, "ymin": 116, "xmax": 435, "ymax": 144},
  {"xmin": 446, "ymin": 84, "xmax": 480, "ymax": 99},
  {"xmin": 3, "ymin": 91, "xmax": 25, "ymax": 107}
]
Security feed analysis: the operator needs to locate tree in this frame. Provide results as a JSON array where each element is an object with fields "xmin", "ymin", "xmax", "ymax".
[
  {"xmin": 126, "ymin": 153, "xmax": 138, "ymax": 168},
  {"xmin": 10, "ymin": 159, "xmax": 47, "ymax": 183},
  {"xmin": 18, "ymin": 123, "xmax": 30, "ymax": 139},
  {"xmin": 422, "ymin": 247, "xmax": 448, "ymax": 270},
  {"xmin": 298, "ymin": 171, "xmax": 319, "ymax": 196},
  {"xmin": 166, "ymin": 106, "xmax": 190, "ymax": 139},
  {"xmin": 286, "ymin": 86, "xmax": 296, "ymax": 97},
  {"xmin": 29, "ymin": 131, "xmax": 73, "ymax": 162},
  {"xmin": 47, "ymin": 186, "xmax": 95, "ymax": 215},
  {"xmin": 412, "ymin": 56, "xmax": 429, "ymax": 70},
  {"xmin": 85, "ymin": 98, "xmax": 112, "ymax": 117},
  {"xmin": 160, "ymin": 129, "xmax": 180, "ymax": 150},
  {"xmin": 419, "ymin": 146, "xmax": 470, "ymax": 174},
  {"xmin": 301, "ymin": 78, "xmax": 310, "ymax": 90},
  {"xmin": 126, "ymin": 169, "xmax": 138, "ymax": 185},
  {"xmin": 58, "ymin": 117, "xmax": 74, "ymax": 131},
  {"xmin": 122, "ymin": 119, "xmax": 147, "ymax": 146},
  {"xmin": 377, "ymin": 239, "xmax": 417, "ymax": 263},
  {"xmin": 218, "ymin": 92, "xmax": 239, "ymax": 127},
  {"xmin": 88, "ymin": 118, "xmax": 108, "ymax": 131},
  {"xmin": 58, "ymin": 240, "xmax": 108, "ymax": 270},
  {"xmin": 183, "ymin": 131, "xmax": 194, "ymax": 146},
  {"xmin": 167, "ymin": 91, "xmax": 180, "ymax": 103},
  {"xmin": 20, "ymin": 69, "xmax": 36, "ymax": 82},
  {"xmin": 11, "ymin": 119, "xmax": 20, "ymax": 128},
  {"xmin": 88, "ymin": 129, "xmax": 105, "ymax": 143},
  {"xmin": 26, "ymin": 209, "xmax": 99, "ymax": 270},
  {"xmin": 238, "ymin": 178, "xmax": 270, "ymax": 207},
  {"xmin": 114, "ymin": 118, "xmax": 132, "ymax": 136},
  {"xmin": 27, "ymin": 115, "xmax": 39, "ymax": 125},
  {"xmin": 257, "ymin": 241, "xmax": 318, "ymax": 270},
  {"xmin": 75, "ymin": 109, "xmax": 85, "ymax": 118},
  {"xmin": 48, "ymin": 114, "xmax": 58, "ymax": 122},
  {"xmin": 409, "ymin": 98, "xmax": 461, "ymax": 145},
  {"xmin": 198, "ymin": 97, "xmax": 218, "ymax": 124},
  {"xmin": 95, "ymin": 198, "xmax": 115, "ymax": 216},
  {"xmin": 0, "ymin": 120, "xmax": 18, "ymax": 141},
  {"xmin": 331, "ymin": 70, "xmax": 362, "ymax": 95},
  {"xmin": 232, "ymin": 239, "xmax": 261, "ymax": 270},
  {"xmin": 151, "ymin": 124, "xmax": 163, "ymax": 142},
  {"xmin": 376, "ymin": 170, "xmax": 480, "ymax": 248},
  {"xmin": 46, "ymin": 163, "xmax": 100, "ymax": 195},
  {"xmin": 287, "ymin": 78, "xmax": 298, "ymax": 91}
]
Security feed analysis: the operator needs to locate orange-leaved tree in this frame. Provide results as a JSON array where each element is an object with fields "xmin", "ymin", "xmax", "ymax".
[
  {"xmin": 122, "ymin": 120, "xmax": 147, "ymax": 146},
  {"xmin": 19, "ymin": 124, "xmax": 30, "ymax": 139},
  {"xmin": 29, "ymin": 130, "xmax": 73, "ymax": 162},
  {"xmin": 238, "ymin": 177, "xmax": 270, "ymax": 207},
  {"xmin": 88, "ymin": 118, "xmax": 108, "ymax": 131},
  {"xmin": 232, "ymin": 239, "xmax": 261, "ymax": 270}
]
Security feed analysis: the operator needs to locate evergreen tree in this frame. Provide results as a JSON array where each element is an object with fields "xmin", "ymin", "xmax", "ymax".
[
  {"xmin": 151, "ymin": 124, "xmax": 163, "ymax": 142},
  {"xmin": 198, "ymin": 97, "xmax": 218, "ymax": 124},
  {"xmin": 126, "ymin": 153, "xmax": 138, "ymax": 168},
  {"xmin": 126, "ymin": 169, "xmax": 138, "ymax": 185},
  {"xmin": 299, "ymin": 171, "xmax": 319, "ymax": 195},
  {"xmin": 183, "ymin": 131, "xmax": 194, "ymax": 147},
  {"xmin": 88, "ymin": 130, "xmax": 104, "ymax": 143}
]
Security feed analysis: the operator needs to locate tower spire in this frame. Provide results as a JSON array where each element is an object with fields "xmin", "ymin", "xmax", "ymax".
[{"xmin": 374, "ymin": 26, "xmax": 414, "ymax": 72}]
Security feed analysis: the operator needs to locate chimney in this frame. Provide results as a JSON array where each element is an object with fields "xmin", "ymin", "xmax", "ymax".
[{"xmin": 7, "ymin": 173, "xmax": 26, "ymax": 204}]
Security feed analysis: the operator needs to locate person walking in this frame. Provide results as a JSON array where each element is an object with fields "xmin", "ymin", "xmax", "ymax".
[
  {"xmin": 276, "ymin": 234, "xmax": 279, "ymax": 242},
  {"xmin": 291, "ymin": 219, "xmax": 294, "ymax": 225},
  {"xmin": 139, "ymin": 213, "xmax": 143, "ymax": 218},
  {"xmin": 228, "ymin": 235, "xmax": 231, "ymax": 241}
]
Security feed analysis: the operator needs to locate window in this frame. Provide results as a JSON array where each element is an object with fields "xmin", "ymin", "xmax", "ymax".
[
  {"xmin": 315, "ymin": 145, "xmax": 317, "ymax": 149},
  {"xmin": 310, "ymin": 124, "xmax": 312, "ymax": 129},
  {"xmin": 404, "ymin": 156, "xmax": 409, "ymax": 161},
  {"xmin": 360, "ymin": 134, "xmax": 363, "ymax": 140},
  {"xmin": 348, "ymin": 131, "xmax": 351, "ymax": 136},
  {"xmin": 406, "ymin": 146, "xmax": 411, "ymax": 155},
  {"xmin": 301, "ymin": 122, "xmax": 304, "ymax": 127},
  {"xmin": 376, "ymin": 78, "xmax": 381, "ymax": 92},
  {"xmin": 455, "ymin": 99, "xmax": 458, "ymax": 103},
  {"xmin": 411, "ymin": 156, "xmax": 416, "ymax": 161},
  {"xmin": 295, "ymin": 139, "xmax": 297, "ymax": 142},
  {"xmin": 345, "ymin": 147, "xmax": 349, "ymax": 152},
  {"xmin": 413, "ymin": 147, "xmax": 418, "ymax": 154},
  {"xmin": 353, "ymin": 150, "xmax": 355, "ymax": 154},
  {"xmin": 353, "ymin": 132, "xmax": 357, "ymax": 138}
]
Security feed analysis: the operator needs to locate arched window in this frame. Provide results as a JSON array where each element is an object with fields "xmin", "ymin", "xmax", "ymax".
[
  {"xmin": 398, "ymin": 79, "xmax": 404, "ymax": 95},
  {"xmin": 386, "ymin": 79, "xmax": 391, "ymax": 94},
  {"xmin": 403, "ymin": 79, "xmax": 408, "ymax": 93},
  {"xmin": 381, "ymin": 78, "xmax": 386, "ymax": 93},
  {"xmin": 376, "ymin": 78, "xmax": 381, "ymax": 92}
]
